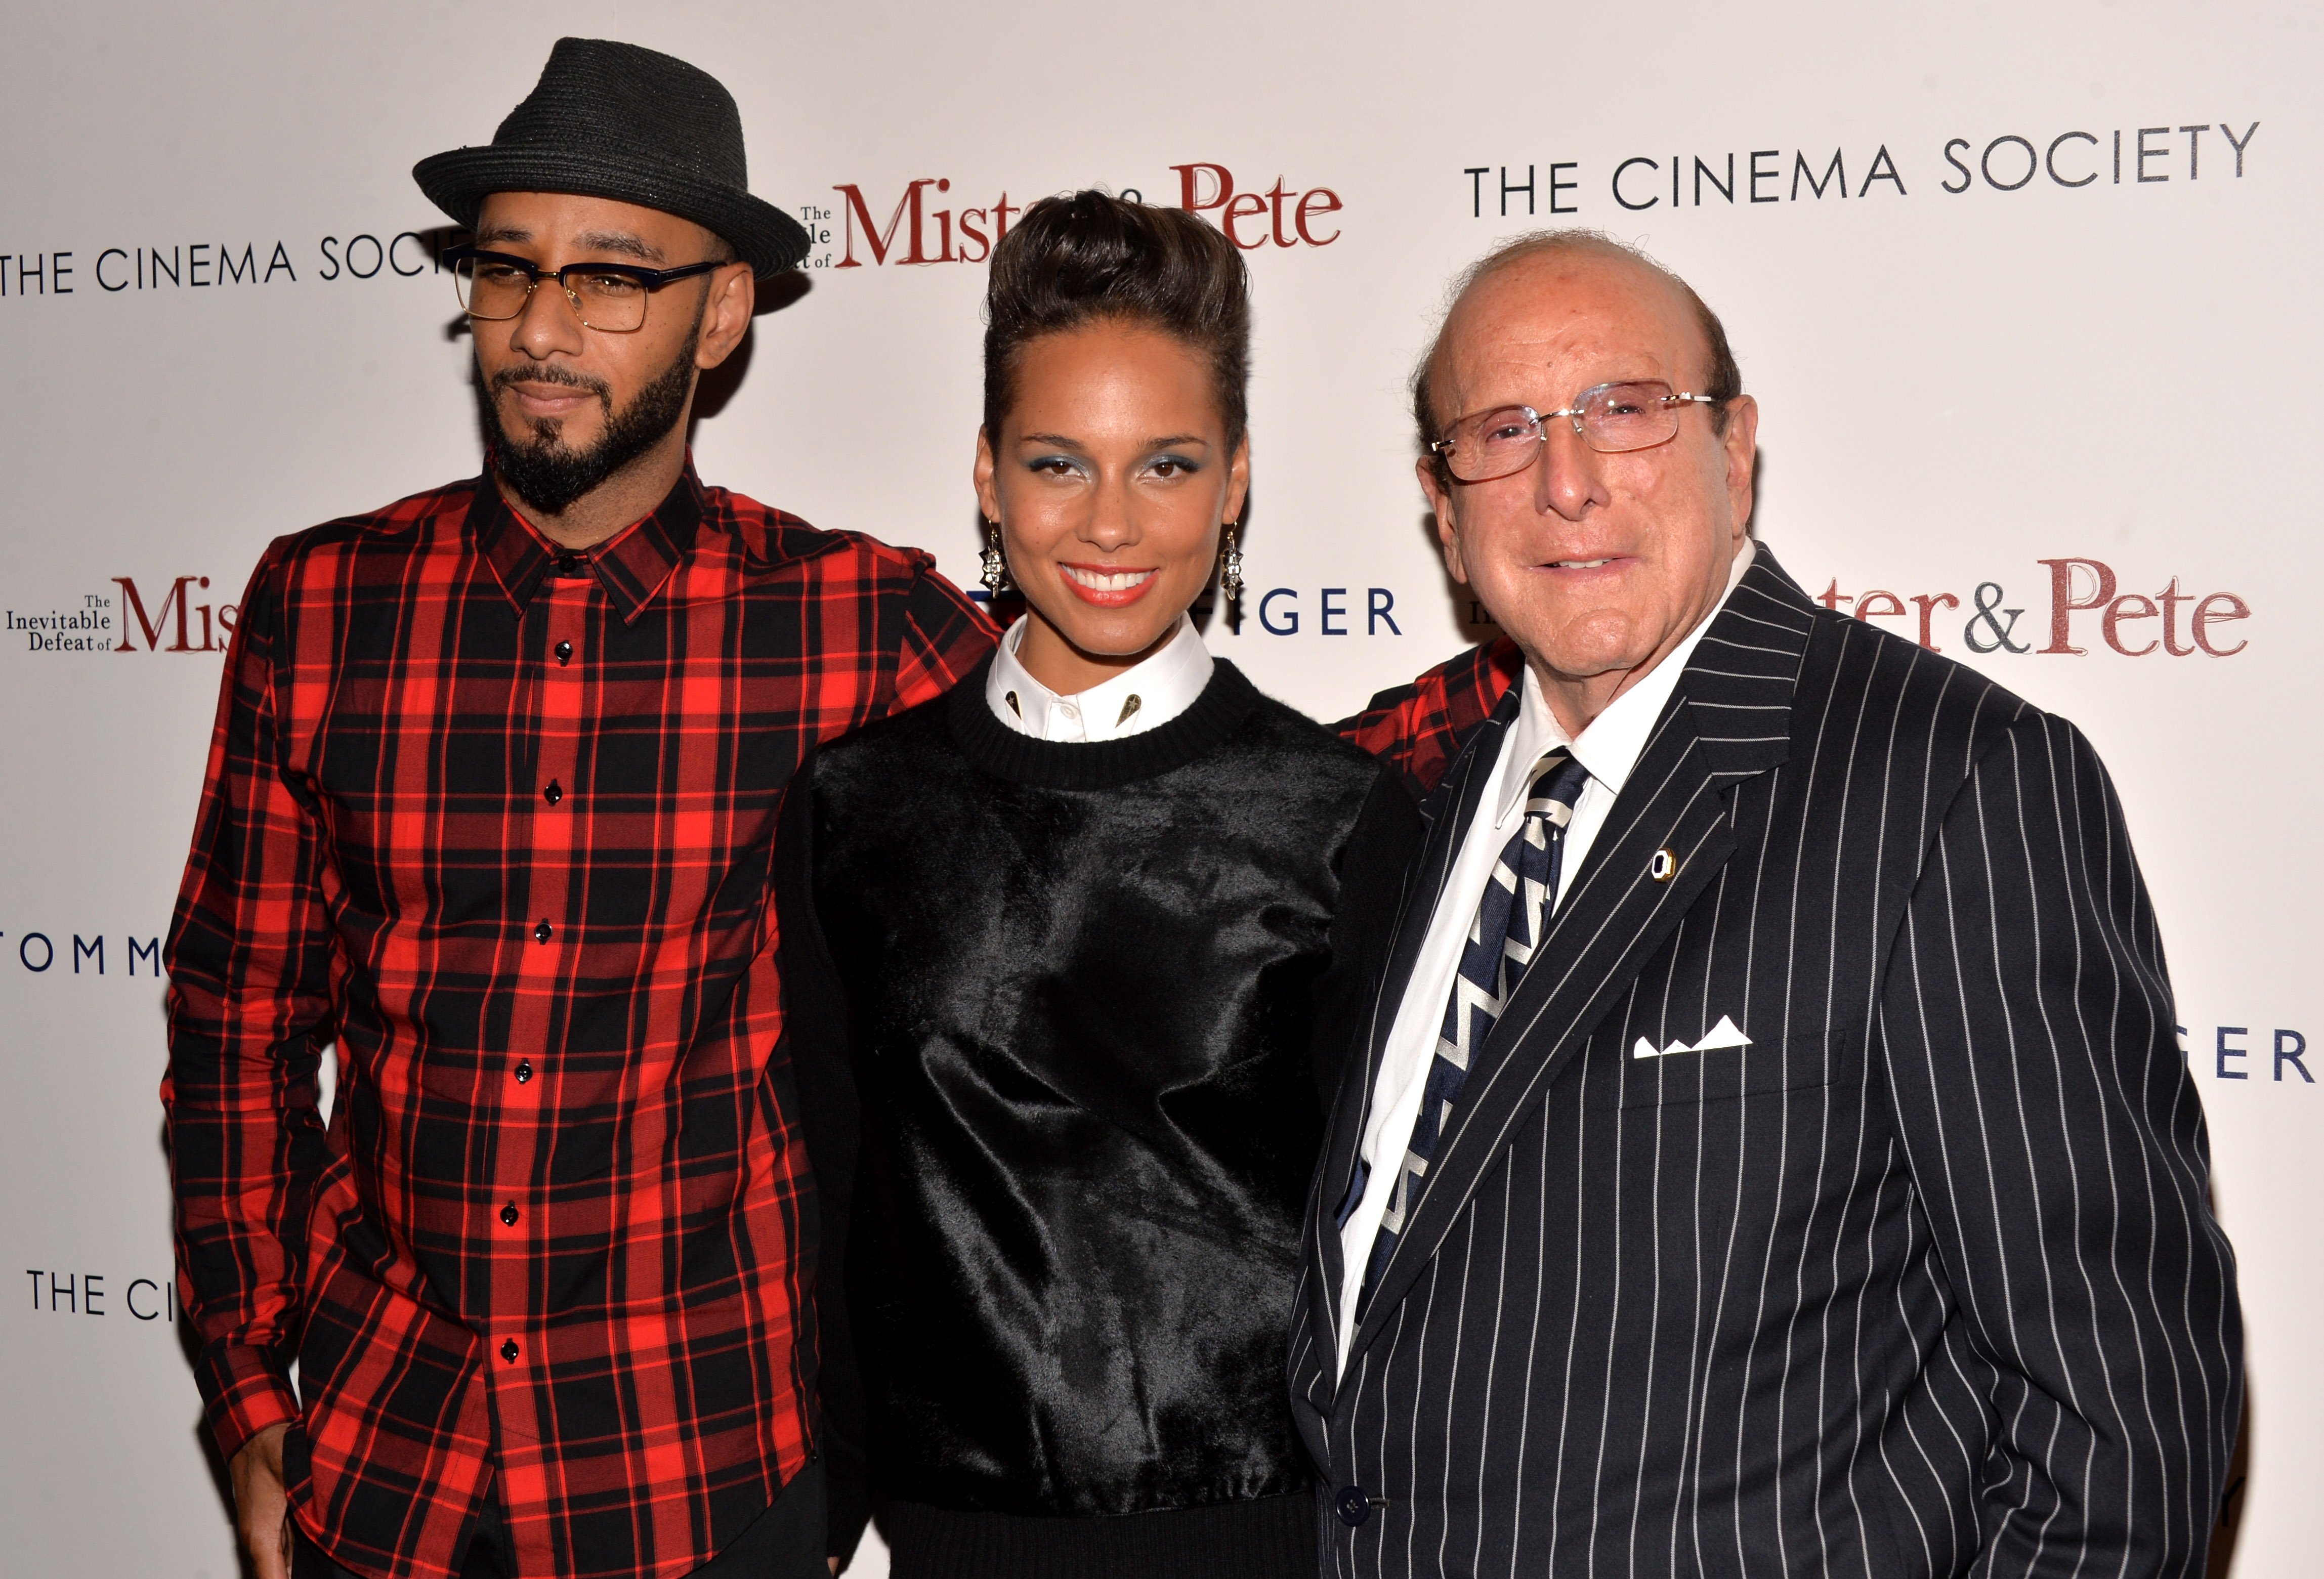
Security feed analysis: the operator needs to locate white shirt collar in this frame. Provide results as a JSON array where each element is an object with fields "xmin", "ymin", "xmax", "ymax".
[
  {"xmin": 985, "ymin": 614, "xmax": 1215, "ymax": 742},
  {"xmin": 1492, "ymin": 540, "xmax": 1757, "ymax": 825}
]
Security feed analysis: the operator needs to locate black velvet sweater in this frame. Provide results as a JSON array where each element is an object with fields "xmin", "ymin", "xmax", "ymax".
[{"xmin": 779, "ymin": 657, "xmax": 1417, "ymax": 1577}]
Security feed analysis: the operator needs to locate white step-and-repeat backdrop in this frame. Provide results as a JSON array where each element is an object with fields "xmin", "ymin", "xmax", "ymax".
[{"xmin": 3, "ymin": 3, "xmax": 2312, "ymax": 1574}]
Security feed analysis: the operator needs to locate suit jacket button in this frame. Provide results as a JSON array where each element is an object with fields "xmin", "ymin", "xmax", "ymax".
[{"xmin": 1335, "ymin": 1485, "xmax": 1372, "ymax": 1527}]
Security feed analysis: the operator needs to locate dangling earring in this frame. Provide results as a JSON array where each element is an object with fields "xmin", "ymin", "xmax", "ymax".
[
  {"xmin": 980, "ymin": 520, "xmax": 1009, "ymax": 595},
  {"xmin": 1219, "ymin": 521, "xmax": 1244, "ymax": 606}
]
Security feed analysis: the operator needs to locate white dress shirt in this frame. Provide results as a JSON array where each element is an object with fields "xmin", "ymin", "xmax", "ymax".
[
  {"xmin": 985, "ymin": 613, "xmax": 1214, "ymax": 741},
  {"xmin": 1335, "ymin": 543, "xmax": 1755, "ymax": 1373}
]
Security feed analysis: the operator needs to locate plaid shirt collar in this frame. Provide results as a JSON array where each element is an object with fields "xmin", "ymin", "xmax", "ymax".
[{"xmin": 474, "ymin": 460, "xmax": 707, "ymax": 623}]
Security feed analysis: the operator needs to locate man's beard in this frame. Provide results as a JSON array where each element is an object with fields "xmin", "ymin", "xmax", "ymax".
[{"xmin": 478, "ymin": 316, "xmax": 702, "ymax": 518}]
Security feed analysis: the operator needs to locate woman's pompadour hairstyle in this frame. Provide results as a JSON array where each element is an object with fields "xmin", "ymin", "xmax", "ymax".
[{"xmin": 982, "ymin": 190, "xmax": 1252, "ymax": 449}]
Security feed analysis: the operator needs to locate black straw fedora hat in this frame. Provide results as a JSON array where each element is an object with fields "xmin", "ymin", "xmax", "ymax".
[{"xmin": 414, "ymin": 37, "xmax": 810, "ymax": 279}]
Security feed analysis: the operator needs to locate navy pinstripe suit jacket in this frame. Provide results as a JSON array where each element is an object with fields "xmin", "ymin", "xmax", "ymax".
[{"xmin": 1292, "ymin": 550, "xmax": 2242, "ymax": 1578}]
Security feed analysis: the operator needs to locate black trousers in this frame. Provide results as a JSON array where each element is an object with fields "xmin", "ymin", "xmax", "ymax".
[{"xmin": 291, "ymin": 1459, "xmax": 827, "ymax": 1579}]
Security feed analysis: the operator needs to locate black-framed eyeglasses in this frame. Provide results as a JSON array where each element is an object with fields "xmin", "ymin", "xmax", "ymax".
[
  {"xmin": 1429, "ymin": 379, "xmax": 1721, "ymax": 483},
  {"xmin": 444, "ymin": 246, "xmax": 726, "ymax": 333}
]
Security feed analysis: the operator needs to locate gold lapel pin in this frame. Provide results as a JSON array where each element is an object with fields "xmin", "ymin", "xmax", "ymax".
[{"xmin": 1649, "ymin": 846, "xmax": 1679, "ymax": 882}]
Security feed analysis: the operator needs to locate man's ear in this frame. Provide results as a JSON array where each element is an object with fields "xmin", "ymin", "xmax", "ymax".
[
  {"xmin": 696, "ymin": 264, "xmax": 756, "ymax": 369},
  {"xmin": 1418, "ymin": 456, "xmax": 1470, "ymax": 585},
  {"xmin": 1720, "ymin": 394, "xmax": 1759, "ymax": 538}
]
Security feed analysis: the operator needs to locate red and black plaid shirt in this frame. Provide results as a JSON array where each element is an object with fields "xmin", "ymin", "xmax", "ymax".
[
  {"xmin": 163, "ymin": 465, "xmax": 996, "ymax": 1579},
  {"xmin": 1333, "ymin": 633, "xmax": 1522, "ymax": 800}
]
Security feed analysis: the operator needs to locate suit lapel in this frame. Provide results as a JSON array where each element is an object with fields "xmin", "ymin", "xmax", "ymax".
[
  {"xmin": 1305, "ymin": 683, "xmax": 1519, "ymax": 1379},
  {"xmin": 1345, "ymin": 551, "xmax": 1816, "ymax": 1360}
]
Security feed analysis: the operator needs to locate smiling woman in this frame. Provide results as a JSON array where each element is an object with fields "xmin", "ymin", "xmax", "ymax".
[
  {"xmin": 975, "ymin": 319, "xmax": 1241, "ymax": 695},
  {"xmin": 973, "ymin": 190, "xmax": 1251, "ymax": 700},
  {"xmin": 780, "ymin": 192, "xmax": 1422, "ymax": 1579}
]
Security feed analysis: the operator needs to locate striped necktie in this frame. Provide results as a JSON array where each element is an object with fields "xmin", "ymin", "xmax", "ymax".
[{"xmin": 1357, "ymin": 749, "xmax": 1591, "ymax": 1307}]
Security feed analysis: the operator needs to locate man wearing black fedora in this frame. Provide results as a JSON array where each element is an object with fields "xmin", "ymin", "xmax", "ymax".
[{"xmin": 163, "ymin": 37, "xmax": 995, "ymax": 1579}]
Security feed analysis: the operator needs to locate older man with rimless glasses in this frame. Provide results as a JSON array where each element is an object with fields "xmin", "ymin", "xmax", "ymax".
[
  {"xmin": 1313, "ymin": 231, "xmax": 2241, "ymax": 1577},
  {"xmin": 162, "ymin": 38, "xmax": 993, "ymax": 1579}
]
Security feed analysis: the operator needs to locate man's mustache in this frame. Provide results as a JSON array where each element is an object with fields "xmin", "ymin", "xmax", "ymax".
[{"xmin": 489, "ymin": 362, "xmax": 613, "ymax": 416}]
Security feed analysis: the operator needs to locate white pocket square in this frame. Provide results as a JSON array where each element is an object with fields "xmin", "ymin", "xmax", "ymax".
[{"xmin": 1633, "ymin": 1014, "xmax": 1752, "ymax": 1059}]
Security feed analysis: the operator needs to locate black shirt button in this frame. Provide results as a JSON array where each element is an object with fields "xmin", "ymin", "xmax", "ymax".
[
  {"xmin": 554, "ymin": 640, "xmax": 573, "ymax": 665},
  {"xmin": 514, "ymin": 1059, "xmax": 533, "ymax": 1084},
  {"xmin": 499, "ymin": 1203, "xmax": 519, "ymax": 1227},
  {"xmin": 553, "ymin": 552, "xmax": 588, "ymax": 578},
  {"xmin": 534, "ymin": 920, "xmax": 553, "ymax": 944},
  {"xmin": 544, "ymin": 780, "xmax": 563, "ymax": 805},
  {"xmin": 1335, "ymin": 1486, "xmax": 1373, "ymax": 1527},
  {"xmin": 500, "ymin": 1338, "xmax": 520, "ymax": 1363}
]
